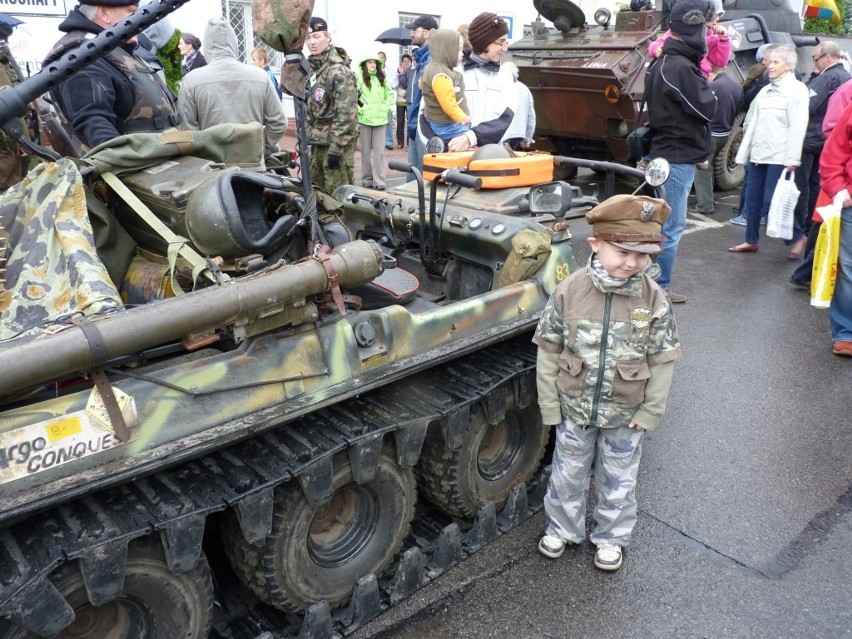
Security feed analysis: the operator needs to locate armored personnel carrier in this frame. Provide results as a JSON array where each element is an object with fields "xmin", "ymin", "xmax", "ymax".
[
  {"xmin": 0, "ymin": 1, "xmax": 665, "ymax": 637},
  {"xmin": 511, "ymin": 0, "xmax": 820, "ymax": 190}
]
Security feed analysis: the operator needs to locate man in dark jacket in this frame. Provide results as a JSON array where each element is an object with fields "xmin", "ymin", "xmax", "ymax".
[
  {"xmin": 43, "ymin": 0, "xmax": 179, "ymax": 150},
  {"xmin": 645, "ymin": 0, "xmax": 717, "ymax": 302},
  {"xmin": 405, "ymin": 14, "xmax": 438, "ymax": 182},
  {"xmin": 791, "ymin": 40, "xmax": 850, "ymax": 256},
  {"xmin": 693, "ymin": 65, "xmax": 743, "ymax": 215}
]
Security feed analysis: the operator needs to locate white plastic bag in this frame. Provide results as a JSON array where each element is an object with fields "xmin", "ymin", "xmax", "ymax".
[{"xmin": 766, "ymin": 169, "xmax": 799, "ymax": 240}]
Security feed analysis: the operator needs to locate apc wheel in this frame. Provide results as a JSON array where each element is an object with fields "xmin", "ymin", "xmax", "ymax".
[
  {"xmin": 714, "ymin": 112, "xmax": 745, "ymax": 191},
  {"xmin": 0, "ymin": 537, "xmax": 213, "ymax": 639},
  {"xmin": 224, "ymin": 447, "xmax": 415, "ymax": 612},
  {"xmin": 417, "ymin": 385, "xmax": 548, "ymax": 518}
]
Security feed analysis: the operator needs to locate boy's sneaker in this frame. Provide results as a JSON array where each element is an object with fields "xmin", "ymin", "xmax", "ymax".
[
  {"xmin": 594, "ymin": 543, "xmax": 623, "ymax": 571},
  {"xmin": 538, "ymin": 534, "xmax": 568, "ymax": 559},
  {"xmin": 729, "ymin": 215, "xmax": 747, "ymax": 226}
]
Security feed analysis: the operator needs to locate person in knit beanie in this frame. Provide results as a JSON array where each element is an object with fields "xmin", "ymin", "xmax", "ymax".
[
  {"xmin": 467, "ymin": 12, "xmax": 508, "ymax": 55},
  {"xmin": 648, "ymin": 0, "xmax": 730, "ymax": 77},
  {"xmin": 668, "ymin": 0, "xmax": 714, "ymax": 54}
]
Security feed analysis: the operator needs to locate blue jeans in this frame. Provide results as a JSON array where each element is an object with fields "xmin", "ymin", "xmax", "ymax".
[
  {"xmin": 793, "ymin": 151, "xmax": 820, "ymax": 239},
  {"xmin": 656, "ymin": 162, "xmax": 695, "ymax": 290},
  {"xmin": 830, "ymin": 206, "xmax": 852, "ymax": 342},
  {"xmin": 385, "ymin": 109, "xmax": 394, "ymax": 147},
  {"xmin": 743, "ymin": 163, "xmax": 785, "ymax": 245},
  {"xmin": 406, "ymin": 127, "xmax": 424, "ymax": 183},
  {"xmin": 428, "ymin": 119, "xmax": 470, "ymax": 144}
]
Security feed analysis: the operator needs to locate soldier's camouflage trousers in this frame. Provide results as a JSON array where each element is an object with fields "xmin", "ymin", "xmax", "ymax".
[
  {"xmin": 310, "ymin": 140, "xmax": 356, "ymax": 195},
  {"xmin": 543, "ymin": 416, "xmax": 644, "ymax": 547}
]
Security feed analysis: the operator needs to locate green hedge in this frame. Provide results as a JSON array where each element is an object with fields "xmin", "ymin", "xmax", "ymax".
[{"xmin": 157, "ymin": 29, "xmax": 183, "ymax": 94}]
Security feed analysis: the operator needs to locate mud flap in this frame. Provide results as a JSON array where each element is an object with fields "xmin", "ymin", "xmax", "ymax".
[
  {"xmin": 297, "ymin": 455, "xmax": 334, "ymax": 509},
  {"xmin": 1, "ymin": 577, "xmax": 74, "ymax": 636},
  {"xmin": 340, "ymin": 574, "xmax": 381, "ymax": 633},
  {"xmin": 159, "ymin": 514, "xmax": 205, "ymax": 572},
  {"xmin": 234, "ymin": 487, "xmax": 275, "ymax": 544},
  {"xmin": 347, "ymin": 435, "xmax": 383, "ymax": 485},
  {"xmin": 79, "ymin": 540, "xmax": 129, "ymax": 605}
]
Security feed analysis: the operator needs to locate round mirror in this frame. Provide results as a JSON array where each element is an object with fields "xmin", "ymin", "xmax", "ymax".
[
  {"xmin": 425, "ymin": 136, "xmax": 446, "ymax": 155},
  {"xmin": 645, "ymin": 158, "xmax": 670, "ymax": 186},
  {"xmin": 594, "ymin": 7, "xmax": 611, "ymax": 26}
]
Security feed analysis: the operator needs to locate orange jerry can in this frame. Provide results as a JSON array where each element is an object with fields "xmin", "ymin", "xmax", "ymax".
[{"xmin": 422, "ymin": 151, "xmax": 554, "ymax": 189}]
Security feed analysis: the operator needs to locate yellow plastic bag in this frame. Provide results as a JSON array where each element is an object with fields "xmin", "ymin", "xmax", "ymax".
[{"xmin": 810, "ymin": 194, "xmax": 843, "ymax": 309}]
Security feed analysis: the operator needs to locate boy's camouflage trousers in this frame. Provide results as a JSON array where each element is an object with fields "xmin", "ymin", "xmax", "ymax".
[{"xmin": 543, "ymin": 416, "xmax": 644, "ymax": 547}]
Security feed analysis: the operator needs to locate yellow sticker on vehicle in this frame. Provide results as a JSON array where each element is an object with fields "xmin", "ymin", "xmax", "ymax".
[
  {"xmin": 0, "ymin": 387, "xmax": 137, "ymax": 485},
  {"xmin": 45, "ymin": 416, "xmax": 83, "ymax": 442}
]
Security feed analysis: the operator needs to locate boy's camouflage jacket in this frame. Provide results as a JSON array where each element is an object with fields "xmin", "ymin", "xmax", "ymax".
[{"xmin": 533, "ymin": 261, "xmax": 681, "ymax": 430}]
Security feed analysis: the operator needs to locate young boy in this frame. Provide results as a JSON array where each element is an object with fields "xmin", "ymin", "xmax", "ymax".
[
  {"xmin": 419, "ymin": 28, "xmax": 470, "ymax": 144},
  {"xmin": 533, "ymin": 194, "xmax": 682, "ymax": 571}
]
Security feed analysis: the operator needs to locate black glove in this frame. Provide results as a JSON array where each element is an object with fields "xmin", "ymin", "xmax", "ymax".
[{"xmin": 327, "ymin": 153, "xmax": 342, "ymax": 170}]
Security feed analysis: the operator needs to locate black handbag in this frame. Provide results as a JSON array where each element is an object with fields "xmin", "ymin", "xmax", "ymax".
[{"xmin": 626, "ymin": 96, "xmax": 652, "ymax": 159}]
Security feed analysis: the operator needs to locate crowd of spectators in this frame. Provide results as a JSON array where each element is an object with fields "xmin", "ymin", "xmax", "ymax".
[{"xmin": 39, "ymin": 0, "xmax": 848, "ymax": 356}]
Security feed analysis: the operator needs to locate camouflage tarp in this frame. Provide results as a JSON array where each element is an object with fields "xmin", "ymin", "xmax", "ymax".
[
  {"xmin": 84, "ymin": 122, "xmax": 265, "ymax": 176},
  {"xmin": 0, "ymin": 159, "xmax": 122, "ymax": 342},
  {"xmin": 253, "ymin": 0, "xmax": 314, "ymax": 96}
]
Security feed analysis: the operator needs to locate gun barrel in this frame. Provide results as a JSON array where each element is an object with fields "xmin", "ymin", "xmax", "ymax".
[
  {"xmin": 0, "ymin": 240, "xmax": 385, "ymax": 396},
  {"xmin": 0, "ymin": 0, "xmax": 189, "ymax": 129}
]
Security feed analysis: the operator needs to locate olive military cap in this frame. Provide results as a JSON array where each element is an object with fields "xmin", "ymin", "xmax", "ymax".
[{"xmin": 585, "ymin": 194, "xmax": 671, "ymax": 254}]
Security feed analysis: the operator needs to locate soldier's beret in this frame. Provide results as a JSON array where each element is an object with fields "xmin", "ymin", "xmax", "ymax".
[
  {"xmin": 308, "ymin": 17, "xmax": 328, "ymax": 33},
  {"xmin": 585, "ymin": 194, "xmax": 671, "ymax": 254}
]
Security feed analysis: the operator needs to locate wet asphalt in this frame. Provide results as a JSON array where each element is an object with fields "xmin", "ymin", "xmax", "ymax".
[{"xmin": 350, "ymin": 178, "xmax": 852, "ymax": 639}]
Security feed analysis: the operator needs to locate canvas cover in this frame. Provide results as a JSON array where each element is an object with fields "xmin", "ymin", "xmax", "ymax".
[
  {"xmin": 497, "ymin": 228, "xmax": 553, "ymax": 287},
  {"xmin": 84, "ymin": 122, "xmax": 265, "ymax": 176},
  {"xmin": 252, "ymin": 0, "xmax": 315, "ymax": 96},
  {"xmin": 0, "ymin": 159, "xmax": 122, "ymax": 342}
]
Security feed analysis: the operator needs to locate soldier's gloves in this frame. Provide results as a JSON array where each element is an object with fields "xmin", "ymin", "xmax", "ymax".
[{"xmin": 327, "ymin": 153, "xmax": 342, "ymax": 169}]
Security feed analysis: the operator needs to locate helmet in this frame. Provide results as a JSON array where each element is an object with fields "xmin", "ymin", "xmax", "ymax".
[
  {"xmin": 185, "ymin": 171, "xmax": 296, "ymax": 259},
  {"xmin": 470, "ymin": 144, "xmax": 513, "ymax": 162}
]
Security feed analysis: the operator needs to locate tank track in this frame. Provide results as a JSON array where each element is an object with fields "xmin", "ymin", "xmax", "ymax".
[{"xmin": 0, "ymin": 333, "xmax": 548, "ymax": 638}]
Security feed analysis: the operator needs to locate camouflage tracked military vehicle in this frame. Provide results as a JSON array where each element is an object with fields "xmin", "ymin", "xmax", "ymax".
[
  {"xmin": 511, "ymin": 0, "xmax": 820, "ymax": 191},
  {"xmin": 0, "ymin": 2, "xmax": 664, "ymax": 637}
]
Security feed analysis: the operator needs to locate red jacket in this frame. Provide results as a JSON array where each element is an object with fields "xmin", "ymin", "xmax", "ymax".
[{"xmin": 820, "ymin": 99, "xmax": 852, "ymax": 200}]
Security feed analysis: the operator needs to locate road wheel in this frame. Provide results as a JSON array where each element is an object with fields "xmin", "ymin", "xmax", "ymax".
[
  {"xmin": 714, "ymin": 112, "xmax": 745, "ymax": 191},
  {"xmin": 417, "ymin": 385, "xmax": 548, "ymax": 518},
  {"xmin": 0, "ymin": 537, "xmax": 213, "ymax": 639},
  {"xmin": 224, "ymin": 446, "xmax": 415, "ymax": 612}
]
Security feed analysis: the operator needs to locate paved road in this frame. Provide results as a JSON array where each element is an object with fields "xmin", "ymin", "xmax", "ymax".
[{"xmin": 349, "ymin": 182, "xmax": 852, "ymax": 639}]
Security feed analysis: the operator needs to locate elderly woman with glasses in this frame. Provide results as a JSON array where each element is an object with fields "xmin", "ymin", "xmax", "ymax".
[{"xmin": 729, "ymin": 43, "xmax": 809, "ymax": 254}]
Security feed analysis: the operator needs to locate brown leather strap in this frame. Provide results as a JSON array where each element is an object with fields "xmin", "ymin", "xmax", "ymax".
[
  {"xmin": 70, "ymin": 316, "xmax": 131, "ymax": 442},
  {"xmin": 314, "ymin": 245, "xmax": 347, "ymax": 315}
]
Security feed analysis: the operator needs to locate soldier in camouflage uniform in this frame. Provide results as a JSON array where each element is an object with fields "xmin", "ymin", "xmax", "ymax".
[
  {"xmin": 304, "ymin": 17, "xmax": 359, "ymax": 194},
  {"xmin": 533, "ymin": 194, "xmax": 682, "ymax": 572},
  {"xmin": 43, "ymin": 0, "xmax": 179, "ymax": 150},
  {"xmin": 0, "ymin": 25, "xmax": 28, "ymax": 190}
]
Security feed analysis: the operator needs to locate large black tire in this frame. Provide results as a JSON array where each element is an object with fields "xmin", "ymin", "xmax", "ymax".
[
  {"xmin": 714, "ymin": 112, "xmax": 745, "ymax": 191},
  {"xmin": 0, "ymin": 537, "xmax": 213, "ymax": 639},
  {"xmin": 223, "ymin": 446, "xmax": 415, "ymax": 612},
  {"xmin": 417, "ymin": 384, "xmax": 548, "ymax": 518}
]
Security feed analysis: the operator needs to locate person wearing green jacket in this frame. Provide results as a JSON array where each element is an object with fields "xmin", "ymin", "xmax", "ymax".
[{"xmin": 356, "ymin": 51, "xmax": 395, "ymax": 189}]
